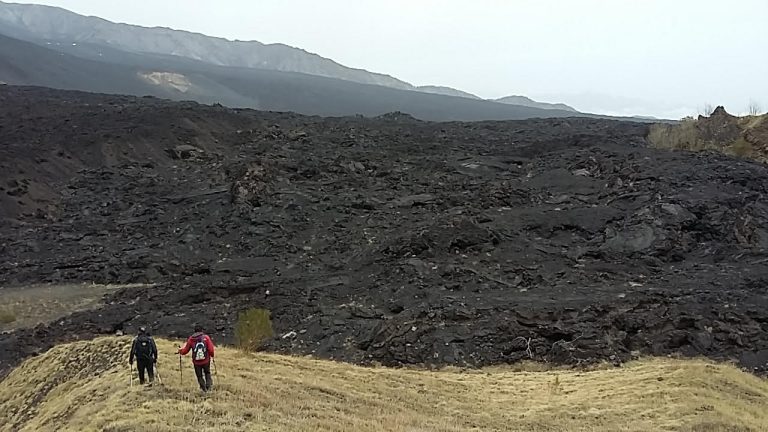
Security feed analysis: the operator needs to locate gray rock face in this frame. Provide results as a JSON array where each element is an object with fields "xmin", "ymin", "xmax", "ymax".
[{"xmin": 603, "ymin": 224, "xmax": 658, "ymax": 253}]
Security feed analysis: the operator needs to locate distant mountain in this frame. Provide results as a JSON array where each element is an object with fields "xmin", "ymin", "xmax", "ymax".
[
  {"xmin": 0, "ymin": 1, "xmax": 585, "ymax": 115},
  {"xmin": 532, "ymin": 91, "xmax": 690, "ymax": 119},
  {"xmin": 0, "ymin": 1, "xmax": 413, "ymax": 89},
  {"xmin": 0, "ymin": 1, "xmax": 661, "ymax": 121},
  {"xmin": 0, "ymin": 33, "xmax": 596, "ymax": 122},
  {"xmin": 495, "ymin": 95, "xmax": 577, "ymax": 112},
  {"xmin": 417, "ymin": 86, "xmax": 481, "ymax": 100},
  {"xmin": 0, "ymin": 33, "xmax": 164, "ymax": 96},
  {"xmin": 415, "ymin": 88, "xmax": 584, "ymax": 115}
]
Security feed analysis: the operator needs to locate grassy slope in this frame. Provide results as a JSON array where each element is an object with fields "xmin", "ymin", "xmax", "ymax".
[
  {"xmin": 648, "ymin": 113, "xmax": 767, "ymax": 161},
  {"xmin": 1, "ymin": 338, "xmax": 767, "ymax": 432}
]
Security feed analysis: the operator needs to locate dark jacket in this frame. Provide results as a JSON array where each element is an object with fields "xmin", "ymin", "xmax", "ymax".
[
  {"xmin": 129, "ymin": 334, "xmax": 158, "ymax": 363},
  {"xmin": 178, "ymin": 332, "xmax": 215, "ymax": 366}
]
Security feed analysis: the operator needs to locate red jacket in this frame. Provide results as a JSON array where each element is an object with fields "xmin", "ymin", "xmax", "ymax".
[{"xmin": 178, "ymin": 332, "xmax": 215, "ymax": 365}]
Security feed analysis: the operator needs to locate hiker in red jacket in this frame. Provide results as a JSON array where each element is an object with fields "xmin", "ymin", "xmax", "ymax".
[{"xmin": 177, "ymin": 325, "xmax": 215, "ymax": 392}]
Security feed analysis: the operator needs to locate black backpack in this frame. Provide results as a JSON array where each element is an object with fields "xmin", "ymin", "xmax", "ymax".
[{"xmin": 134, "ymin": 335, "xmax": 153, "ymax": 360}]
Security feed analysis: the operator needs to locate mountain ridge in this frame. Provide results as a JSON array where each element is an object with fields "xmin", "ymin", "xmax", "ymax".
[
  {"xmin": 0, "ymin": 0, "xmax": 586, "ymax": 115},
  {"xmin": 1, "ymin": 31, "xmax": 621, "ymax": 122},
  {"xmin": 0, "ymin": 0, "xmax": 415, "ymax": 89},
  {"xmin": 417, "ymin": 85, "xmax": 482, "ymax": 99},
  {"xmin": 495, "ymin": 95, "xmax": 578, "ymax": 112}
]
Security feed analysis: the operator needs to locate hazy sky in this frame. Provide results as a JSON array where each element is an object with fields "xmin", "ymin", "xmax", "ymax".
[{"xmin": 11, "ymin": 0, "xmax": 768, "ymax": 118}]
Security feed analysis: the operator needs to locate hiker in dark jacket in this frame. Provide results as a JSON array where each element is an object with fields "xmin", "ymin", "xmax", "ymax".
[
  {"xmin": 129, "ymin": 326, "xmax": 158, "ymax": 385},
  {"xmin": 178, "ymin": 325, "xmax": 216, "ymax": 392}
]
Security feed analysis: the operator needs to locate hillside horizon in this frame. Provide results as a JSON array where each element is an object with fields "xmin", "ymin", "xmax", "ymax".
[{"xmin": 0, "ymin": 0, "xmax": 659, "ymax": 119}]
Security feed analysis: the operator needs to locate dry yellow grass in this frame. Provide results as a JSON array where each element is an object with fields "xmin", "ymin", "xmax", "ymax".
[
  {"xmin": 648, "ymin": 112, "xmax": 768, "ymax": 163},
  {"xmin": 648, "ymin": 119, "xmax": 706, "ymax": 152},
  {"xmin": 740, "ymin": 114, "xmax": 766, "ymax": 130},
  {"xmin": 1, "ymin": 337, "xmax": 767, "ymax": 432}
]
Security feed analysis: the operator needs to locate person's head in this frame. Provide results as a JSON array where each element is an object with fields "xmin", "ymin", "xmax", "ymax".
[
  {"xmin": 138, "ymin": 326, "xmax": 147, "ymax": 335},
  {"xmin": 194, "ymin": 324, "xmax": 203, "ymax": 333}
]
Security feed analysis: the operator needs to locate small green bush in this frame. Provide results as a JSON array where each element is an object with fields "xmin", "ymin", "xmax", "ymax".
[
  {"xmin": 235, "ymin": 308, "xmax": 274, "ymax": 351},
  {"xmin": 0, "ymin": 309, "xmax": 16, "ymax": 324}
]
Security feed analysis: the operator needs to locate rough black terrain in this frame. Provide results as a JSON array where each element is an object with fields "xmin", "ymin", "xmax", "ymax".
[{"xmin": 2, "ymin": 86, "xmax": 768, "ymax": 378}]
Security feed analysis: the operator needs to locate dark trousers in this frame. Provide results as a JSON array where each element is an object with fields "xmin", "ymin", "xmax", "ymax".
[
  {"xmin": 137, "ymin": 359, "xmax": 155, "ymax": 384},
  {"xmin": 194, "ymin": 363, "xmax": 213, "ymax": 391}
]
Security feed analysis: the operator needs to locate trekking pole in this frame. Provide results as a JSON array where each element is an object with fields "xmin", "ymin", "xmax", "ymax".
[
  {"xmin": 155, "ymin": 361, "xmax": 163, "ymax": 385},
  {"xmin": 130, "ymin": 363, "xmax": 134, "ymax": 388},
  {"xmin": 178, "ymin": 346, "xmax": 183, "ymax": 383}
]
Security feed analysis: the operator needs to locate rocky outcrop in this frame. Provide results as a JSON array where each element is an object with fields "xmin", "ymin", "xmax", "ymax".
[{"xmin": 650, "ymin": 106, "xmax": 768, "ymax": 163}]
